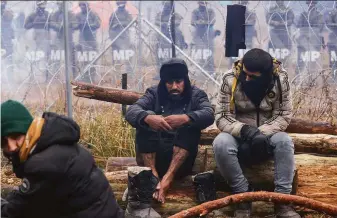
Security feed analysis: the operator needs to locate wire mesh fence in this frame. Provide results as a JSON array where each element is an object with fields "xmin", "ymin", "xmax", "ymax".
[{"xmin": 1, "ymin": 1, "xmax": 336, "ymax": 120}]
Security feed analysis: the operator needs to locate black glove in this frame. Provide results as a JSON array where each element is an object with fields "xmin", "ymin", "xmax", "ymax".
[
  {"xmin": 240, "ymin": 125, "xmax": 260, "ymax": 143},
  {"xmin": 240, "ymin": 125, "xmax": 271, "ymax": 164}
]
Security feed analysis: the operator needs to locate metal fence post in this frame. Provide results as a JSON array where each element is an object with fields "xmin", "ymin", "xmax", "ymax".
[
  {"xmin": 122, "ymin": 73, "xmax": 127, "ymax": 116},
  {"xmin": 63, "ymin": 1, "xmax": 73, "ymax": 118}
]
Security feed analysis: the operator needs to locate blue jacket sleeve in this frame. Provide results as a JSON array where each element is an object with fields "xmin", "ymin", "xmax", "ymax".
[
  {"xmin": 125, "ymin": 88, "xmax": 156, "ymax": 129},
  {"xmin": 186, "ymin": 89, "xmax": 215, "ymax": 130}
]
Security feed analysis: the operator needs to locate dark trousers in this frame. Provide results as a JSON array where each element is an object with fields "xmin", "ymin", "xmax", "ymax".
[{"xmin": 135, "ymin": 129, "xmax": 197, "ymax": 179}]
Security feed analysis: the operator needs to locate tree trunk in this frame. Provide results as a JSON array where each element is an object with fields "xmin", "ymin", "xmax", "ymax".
[
  {"xmin": 105, "ymin": 153, "xmax": 337, "ymax": 215},
  {"xmin": 71, "ymin": 81, "xmax": 337, "ymax": 135},
  {"xmin": 199, "ymin": 132, "xmax": 337, "ymax": 154}
]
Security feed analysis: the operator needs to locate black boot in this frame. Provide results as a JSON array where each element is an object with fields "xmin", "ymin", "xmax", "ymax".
[
  {"xmin": 192, "ymin": 171, "xmax": 217, "ymax": 204},
  {"xmin": 274, "ymin": 204, "xmax": 301, "ymax": 218},
  {"xmin": 234, "ymin": 202, "xmax": 252, "ymax": 218},
  {"xmin": 125, "ymin": 167, "xmax": 161, "ymax": 218}
]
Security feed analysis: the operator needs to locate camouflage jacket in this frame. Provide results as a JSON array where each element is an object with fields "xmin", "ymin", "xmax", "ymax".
[{"xmin": 214, "ymin": 59, "xmax": 293, "ymax": 137}]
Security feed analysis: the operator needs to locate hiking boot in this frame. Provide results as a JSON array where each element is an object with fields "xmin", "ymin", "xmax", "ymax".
[
  {"xmin": 192, "ymin": 171, "xmax": 217, "ymax": 204},
  {"xmin": 234, "ymin": 202, "xmax": 252, "ymax": 218},
  {"xmin": 125, "ymin": 167, "xmax": 161, "ymax": 218},
  {"xmin": 275, "ymin": 204, "xmax": 301, "ymax": 218}
]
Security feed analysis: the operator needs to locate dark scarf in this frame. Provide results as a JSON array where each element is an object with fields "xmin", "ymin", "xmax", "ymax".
[{"xmin": 239, "ymin": 70, "xmax": 273, "ymax": 107}]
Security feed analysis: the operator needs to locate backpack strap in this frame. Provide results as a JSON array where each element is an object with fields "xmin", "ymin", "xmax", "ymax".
[{"xmin": 229, "ymin": 61, "xmax": 242, "ymax": 113}]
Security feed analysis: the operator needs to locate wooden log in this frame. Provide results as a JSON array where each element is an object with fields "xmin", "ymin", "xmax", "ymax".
[
  {"xmin": 202, "ymin": 133, "xmax": 337, "ymax": 155},
  {"xmin": 105, "ymin": 153, "xmax": 337, "ymax": 212},
  {"xmin": 200, "ymin": 132, "xmax": 337, "ymax": 155},
  {"xmin": 71, "ymin": 81, "xmax": 143, "ymax": 105},
  {"xmin": 71, "ymin": 81, "xmax": 337, "ymax": 135}
]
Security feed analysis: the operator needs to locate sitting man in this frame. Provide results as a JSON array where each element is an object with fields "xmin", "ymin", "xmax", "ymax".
[
  {"xmin": 125, "ymin": 58, "xmax": 215, "ymax": 215},
  {"xmin": 213, "ymin": 48, "xmax": 300, "ymax": 218},
  {"xmin": 1, "ymin": 100, "xmax": 124, "ymax": 218}
]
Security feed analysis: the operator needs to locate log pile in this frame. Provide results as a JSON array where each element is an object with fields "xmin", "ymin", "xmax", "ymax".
[{"xmin": 105, "ymin": 147, "xmax": 337, "ymax": 216}]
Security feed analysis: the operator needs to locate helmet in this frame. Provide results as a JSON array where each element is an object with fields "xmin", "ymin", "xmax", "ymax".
[
  {"xmin": 36, "ymin": 1, "xmax": 47, "ymax": 8},
  {"xmin": 117, "ymin": 0, "xmax": 127, "ymax": 6},
  {"xmin": 198, "ymin": 1, "xmax": 207, "ymax": 6}
]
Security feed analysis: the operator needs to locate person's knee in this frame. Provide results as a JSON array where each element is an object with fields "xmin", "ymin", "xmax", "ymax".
[
  {"xmin": 270, "ymin": 132, "xmax": 294, "ymax": 153},
  {"xmin": 213, "ymin": 133, "xmax": 238, "ymax": 157}
]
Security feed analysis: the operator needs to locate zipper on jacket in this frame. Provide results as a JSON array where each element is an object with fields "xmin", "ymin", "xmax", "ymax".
[{"xmin": 256, "ymin": 106, "xmax": 260, "ymax": 127}]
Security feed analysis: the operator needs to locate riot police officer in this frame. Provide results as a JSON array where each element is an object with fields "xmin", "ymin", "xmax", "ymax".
[
  {"xmin": 1, "ymin": 1, "xmax": 15, "ymax": 83},
  {"xmin": 154, "ymin": 1, "xmax": 187, "ymax": 75},
  {"xmin": 24, "ymin": 1, "xmax": 51, "ymax": 83},
  {"xmin": 191, "ymin": 1, "xmax": 220, "ymax": 76},
  {"xmin": 49, "ymin": 1, "xmax": 77, "ymax": 77},
  {"xmin": 296, "ymin": 0, "xmax": 324, "ymax": 76},
  {"xmin": 109, "ymin": 0, "xmax": 133, "ymax": 74},
  {"xmin": 73, "ymin": 1, "xmax": 101, "ymax": 83},
  {"xmin": 326, "ymin": 3, "xmax": 337, "ymax": 81},
  {"xmin": 266, "ymin": 0, "xmax": 294, "ymax": 61},
  {"xmin": 1, "ymin": 1, "xmax": 14, "ymax": 59}
]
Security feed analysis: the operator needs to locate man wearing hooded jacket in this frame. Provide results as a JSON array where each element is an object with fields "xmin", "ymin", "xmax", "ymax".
[
  {"xmin": 0, "ymin": 100, "xmax": 124, "ymax": 218},
  {"xmin": 125, "ymin": 58, "xmax": 215, "ymax": 209},
  {"xmin": 213, "ymin": 48, "xmax": 300, "ymax": 218}
]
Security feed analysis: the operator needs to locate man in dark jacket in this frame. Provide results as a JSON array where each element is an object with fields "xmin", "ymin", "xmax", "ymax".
[
  {"xmin": 125, "ymin": 58, "xmax": 215, "ymax": 206},
  {"xmin": 1, "ymin": 100, "xmax": 123, "ymax": 218}
]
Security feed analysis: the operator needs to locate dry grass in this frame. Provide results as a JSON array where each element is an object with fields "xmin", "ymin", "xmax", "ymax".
[{"xmin": 22, "ymin": 94, "xmax": 136, "ymax": 163}]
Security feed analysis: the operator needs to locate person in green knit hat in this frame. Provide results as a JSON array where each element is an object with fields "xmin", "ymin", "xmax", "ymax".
[{"xmin": 1, "ymin": 99, "xmax": 124, "ymax": 218}]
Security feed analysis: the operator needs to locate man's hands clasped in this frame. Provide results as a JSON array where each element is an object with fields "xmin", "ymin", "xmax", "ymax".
[
  {"xmin": 240, "ymin": 125, "xmax": 270, "ymax": 162},
  {"xmin": 144, "ymin": 114, "xmax": 190, "ymax": 131}
]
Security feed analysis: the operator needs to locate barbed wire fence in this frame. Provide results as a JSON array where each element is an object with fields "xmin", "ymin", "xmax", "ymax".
[{"xmin": 1, "ymin": 1, "xmax": 336, "ymax": 121}]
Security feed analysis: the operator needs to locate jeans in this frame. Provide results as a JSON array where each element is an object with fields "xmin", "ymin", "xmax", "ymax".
[{"xmin": 213, "ymin": 132, "xmax": 295, "ymax": 194}]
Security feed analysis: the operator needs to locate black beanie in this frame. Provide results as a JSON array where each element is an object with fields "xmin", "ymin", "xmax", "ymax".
[{"xmin": 160, "ymin": 58, "xmax": 188, "ymax": 81}]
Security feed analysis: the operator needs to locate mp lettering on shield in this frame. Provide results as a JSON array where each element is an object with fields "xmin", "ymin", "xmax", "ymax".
[
  {"xmin": 112, "ymin": 49, "xmax": 135, "ymax": 61},
  {"xmin": 191, "ymin": 49, "xmax": 212, "ymax": 60},
  {"xmin": 300, "ymin": 51, "xmax": 321, "ymax": 62},
  {"xmin": 268, "ymin": 48, "xmax": 290, "ymax": 60},
  {"xmin": 26, "ymin": 50, "xmax": 99, "ymax": 62}
]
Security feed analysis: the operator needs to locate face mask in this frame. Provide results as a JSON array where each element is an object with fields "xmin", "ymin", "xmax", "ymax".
[
  {"xmin": 4, "ymin": 150, "xmax": 25, "ymax": 178},
  {"xmin": 239, "ymin": 70, "xmax": 272, "ymax": 107}
]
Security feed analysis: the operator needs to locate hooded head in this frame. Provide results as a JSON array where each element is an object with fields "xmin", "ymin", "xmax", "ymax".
[
  {"xmin": 158, "ymin": 58, "xmax": 192, "ymax": 105},
  {"xmin": 79, "ymin": 1, "xmax": 89, "ymax": 14},
  {"xmin": 117, "ymin": 0, "xmax": 126, "ymax": 10},
  {"xmin": 56, "ymin": 1, "xmax": 63, "ymax": 11},
  {"xmin": 36, "ymin": 1, "xmax": 46, "ymax": 15},
  {"xmin": 1, "ymin": 1, "xmax": 7, "ymax": 13},
  {"xmin": 306, "ymin": 0, "xmax": 317, "ymax": 10},
  {"xmin": 198, "ymin": 1, "xmax": 207, "ymax": 11},
  {"xmin": 276, "ymin": 0, "xmax": 286, "ymax": 9},
  {"xmin": 240, "ymin": 48, "xmax": 274, "ymax": 106}
]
